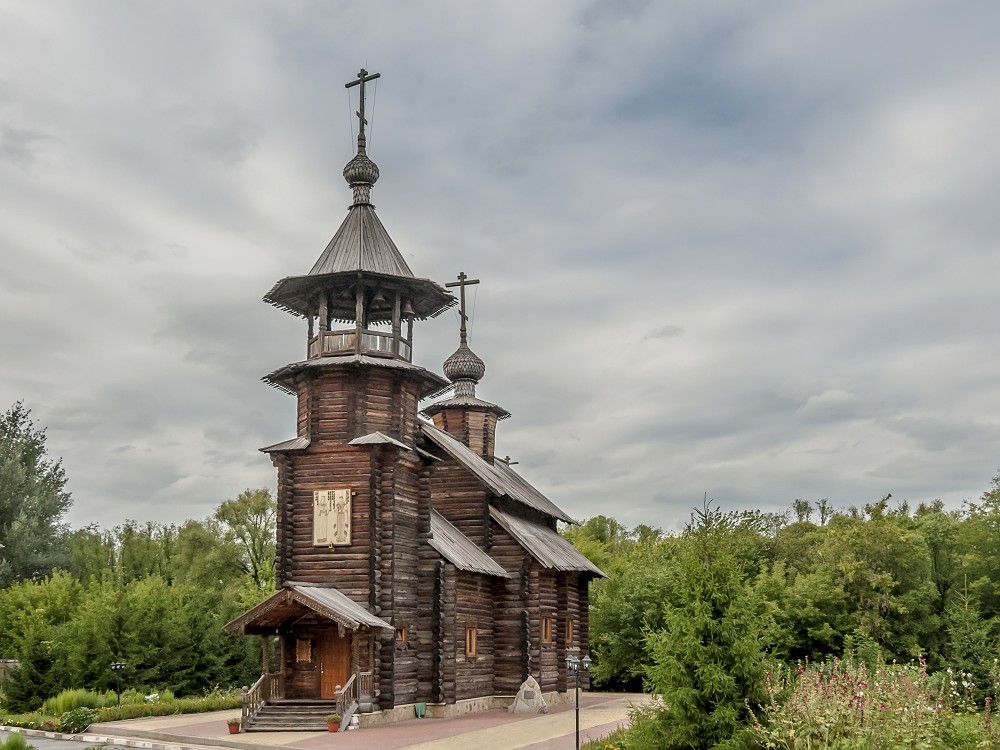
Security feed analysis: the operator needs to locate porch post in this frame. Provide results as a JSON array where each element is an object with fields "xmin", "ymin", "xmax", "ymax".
[{"xmin": 260, "ymin": 635, "xmax": 270, "ymax": 675}]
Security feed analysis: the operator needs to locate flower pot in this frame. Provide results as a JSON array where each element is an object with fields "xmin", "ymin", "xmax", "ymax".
[
  {"xmin": 227, "ymin": 723, "xmax": 241, "ymax": 735},
  {"xmin": 327, "ymin": 722, "xmax": 340, "ymax": 732}
]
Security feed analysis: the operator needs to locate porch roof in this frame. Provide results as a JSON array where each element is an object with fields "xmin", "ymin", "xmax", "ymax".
[{"xmin": 224, "ymin": 583, "xmax": 394, "ymax": 635}]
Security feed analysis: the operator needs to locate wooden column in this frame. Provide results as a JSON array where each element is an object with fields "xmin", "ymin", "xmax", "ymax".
[
  {"xmin": 319, "ymin": 294, "xmax": 329, "ymax": 332},
  {"xmin": 261, "ymin": 635, "xmax": 270, "ymax": 675},
  {"xmin": 391, "ymin": 292, "xmax": 401, "ymax": 356},
  {"xmin": 355, "ymin": 286, "xmax": 365, "ymax": 354}
]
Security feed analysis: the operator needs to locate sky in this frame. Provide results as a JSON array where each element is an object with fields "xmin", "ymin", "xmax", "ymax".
[{"xmin": 2, "ymin": 0, "xmax": 1000, "ymax": 533}]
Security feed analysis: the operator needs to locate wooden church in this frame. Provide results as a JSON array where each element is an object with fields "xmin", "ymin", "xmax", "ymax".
[{"xmin": 226, "ymin": 69, "xmax": 604, "ymax": 729}]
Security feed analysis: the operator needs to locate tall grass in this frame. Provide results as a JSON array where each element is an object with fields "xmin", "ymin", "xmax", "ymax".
[
  {"xmin": 0, "ymin": 734, "xmax": 34, "ymax": 750},
  {"xmin": 41, "ymin": 689, "xmax": 117, "ymax": 715}
]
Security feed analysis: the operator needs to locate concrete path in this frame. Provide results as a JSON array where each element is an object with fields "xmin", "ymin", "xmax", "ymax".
[{"xmin": 68, "ymin": 693, "xmax": 648, "ymax": 750}]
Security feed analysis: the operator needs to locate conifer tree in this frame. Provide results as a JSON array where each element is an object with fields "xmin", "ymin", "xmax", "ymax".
[
  {"xmin": 630, "ymin": 500, "xmax": 773, "ymax": 750},
  {"xmin": 0, "ymin": 621, "xmax": 57, "ymax": 713}
]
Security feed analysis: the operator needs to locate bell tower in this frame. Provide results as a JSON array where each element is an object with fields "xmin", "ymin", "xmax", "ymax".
[{"xmin": 256, "ymin": 70, "xmax": 455, "ymax": 707}]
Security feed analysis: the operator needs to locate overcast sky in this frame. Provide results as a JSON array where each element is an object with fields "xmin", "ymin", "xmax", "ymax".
[{"xmin": 2, "ymin": 1, "xmax": 999, "ymax": 533}]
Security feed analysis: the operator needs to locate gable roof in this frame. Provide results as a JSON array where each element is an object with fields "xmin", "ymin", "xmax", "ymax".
[
  {"xmin": 490, "ymin": 507, "xmax": 605, "ymax": 577},
  {"xmin": 429, "ymin": 510, "xmax": 510, "ymax": 578},
  {"xmin": 420, "ymin": 423, "xmax": 575, "ymax": 524},
  {"xmin": 223, "ymin": 583, "xmax": 393, "ymax": 635},
  {"xmin": 348, "ymin": 431, "xmax": 412, "ymax": 450}
]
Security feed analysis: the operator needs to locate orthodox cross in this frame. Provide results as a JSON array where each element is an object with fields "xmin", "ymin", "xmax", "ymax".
[
  {"xmin": 501, "ymin": 455, "xmax": 519, "ymax": 466},
  {"xmin": 345, "ymin": 68, "xmax": 381, "ymax": 142},
  {"xmin": 445, "ymin": 271, "xmax": 480, "ymax": 345}
]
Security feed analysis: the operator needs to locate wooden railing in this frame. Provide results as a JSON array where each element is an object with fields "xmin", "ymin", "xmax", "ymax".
[
  {"xmin": 308, "ymin": 329, "xmax": 411, "ymax": 361},
  {"xmin": 335, "ymin": 672, "xmax": 357, "ymax": 717},
  {"xmin": 358, "ymin": 671, "xmax": 374, "ymax": 706},
  {"xmin": 241, "ymin": 673, "xmax": 284, "ymax": 729}
]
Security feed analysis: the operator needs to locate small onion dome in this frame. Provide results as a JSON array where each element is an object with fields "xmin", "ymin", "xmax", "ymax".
[
  {"xmin": 443, "ymin": 343, "xmax": 486, "ymax": 383},
  {"xmin": 343, "ymin": 151, "xmax": 380, "ymax": 187}
]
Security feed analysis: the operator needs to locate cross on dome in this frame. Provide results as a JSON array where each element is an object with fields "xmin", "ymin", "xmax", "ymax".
[
  {"xmin": 445, "ymin": 271, "xmax": 480, "ymax": 346},
  {"xmin": 345, "ymin": 68, "xmax": 380, "ymax": 146}
]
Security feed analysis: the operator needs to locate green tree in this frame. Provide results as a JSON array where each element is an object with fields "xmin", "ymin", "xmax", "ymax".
[
  {"xmin": 630, "ymin": 501, "xmax": 774, "ymax": 750},
  {"xmin": 0, "ymin": 402, "xmax": 72, "ymax": 586},
  {"xmin": 171, "ymin": 518, "xmax": 244, "ymax": 589},
  {"xmin": 587, "ymin": 534, "xmax": 677, "ymax": 689},
  {"xmin": 0, "ymin": 619, "xmax": 58, "ymax": 712},
  {"xmin": 214, "ymin": 488, "xmax": 276, "ymax": 590},
  {"xmin": 66, "ymin": 525, "xmax": 116, "ymax": 586},
  {"xmin": 944, "ymin": 583, "xmax": 993, "ymax": 704}
]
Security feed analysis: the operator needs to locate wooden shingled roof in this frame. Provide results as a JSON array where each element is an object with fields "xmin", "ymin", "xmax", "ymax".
[
  {"xmin": 429, "ymin": 510, "xmax": 510, "ymax": 578},
  {"xmin": 262, "ymin": 201, "xmax": 454, "ymax": 321},
  {"xmin": 490, "ymin": 507, "xmax": 605, "ymax": 577},
  {"xmin": 420, "ymin": 423, "xmax": 576, "ymax": 524},
  {"xmin": 263, "ymin": 354, "xmax": 451, "ymax": 398},
  {"xmin": 309, "ymin": 204, "xmax": 413, "ymax": 277}
]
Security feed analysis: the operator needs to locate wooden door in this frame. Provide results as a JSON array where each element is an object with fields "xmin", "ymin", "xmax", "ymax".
[{"xmin": 319, "ymin": 632, "xmax": 351, "ymax": 699}]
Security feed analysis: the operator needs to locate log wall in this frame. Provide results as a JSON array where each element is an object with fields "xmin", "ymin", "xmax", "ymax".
[
  {"xmin": 454, "ymin": 570, "xmax": 496, "ymax": 701},
  {"xmin": 489, "ymin": 522, "xmax": 530, "ymax": 694},
  {"xmin": 428, "ymin": 457, "xmax": 490, "ymax": 546},
  {"xmin": 431, "ymin": 407, "xmax": 498, "ymax": 460}
]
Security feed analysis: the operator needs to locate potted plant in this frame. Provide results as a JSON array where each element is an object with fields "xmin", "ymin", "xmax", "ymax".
[
  {"xmin": 325, "ymin": 713, "xmax": 342, "ymax": 732},
  {"xmin": 226, "ymin": 718, "xmax": 241, "ymax": 734}
]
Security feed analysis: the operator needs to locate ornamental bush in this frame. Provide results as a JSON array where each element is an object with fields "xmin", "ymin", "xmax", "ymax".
[{"xmin": 58, "ymin": 707, "xmax": 96, "ymax": 734}]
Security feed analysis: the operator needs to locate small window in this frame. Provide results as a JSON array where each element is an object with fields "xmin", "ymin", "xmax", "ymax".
[
  {"xmin": 566, "ymin": 619, "xmax": 574, "ymax": 644},
  {"xmin": 541, "ymin": 616, "xmax": 553, "ymax": 643},
  {"xmin": 465, "ymin": 626, "xmax": 478, "ymax": 658},
  {"xmin": 295, "ymin": 638, "xmax": 313, "ymax": 663},
  {"xmin": 395, "ymin": 624, "xmax": 408, "ymax": 648}
]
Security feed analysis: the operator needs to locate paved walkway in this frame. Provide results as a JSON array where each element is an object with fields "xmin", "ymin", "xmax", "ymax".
[{"xmin": 71, "ymin": 693, "xmax": 647, "ymax": 750}]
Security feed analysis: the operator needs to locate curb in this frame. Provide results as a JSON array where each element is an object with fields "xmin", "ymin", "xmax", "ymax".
[{"xmin": 1, "ymin": 725, "xmax": 227, "ymax": 750}]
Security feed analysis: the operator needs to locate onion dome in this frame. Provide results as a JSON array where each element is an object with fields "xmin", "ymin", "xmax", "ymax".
[
  {"xmin": 343, "ymin": 150, "xmax": 379, "ymax": 188},
  {"xmin": 343, "ymin": 145, "xmax": 379, "ymax": 206},
  {"xmin": 443, "ymin": 343, "xmax": 486, "ymax": 384}
]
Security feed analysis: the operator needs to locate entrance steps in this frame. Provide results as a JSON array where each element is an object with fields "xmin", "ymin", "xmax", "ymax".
[{"xmin": 245, "ymin": 699, "xmax": 338, "ymax": 732}]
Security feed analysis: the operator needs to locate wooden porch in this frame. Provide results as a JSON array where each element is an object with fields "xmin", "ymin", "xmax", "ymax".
[{"xmin": 241, "ymin": 670, "xmax": 376, "ymax": 732}]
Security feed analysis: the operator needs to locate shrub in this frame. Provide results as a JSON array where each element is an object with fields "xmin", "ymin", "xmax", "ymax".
[
  {"xmin": 0, "ymin": 734, "xmax": 34, "ymax": 750},
  {"xmin": 58, "ymin": 707, "xmax": 97, "ymax": 734},
  {"xmin": 92, "ymin": 690, "xmax": 240, "ymax": 722}
]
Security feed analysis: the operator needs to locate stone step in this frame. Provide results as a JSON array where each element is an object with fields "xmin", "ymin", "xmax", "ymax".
[
  {"xmin": 246, "ymin": 701, "xmax": 344, "ymax": 733},
  {"xmin": 246, "ymin": 724, "xmax": 328, "ymax": 733}
]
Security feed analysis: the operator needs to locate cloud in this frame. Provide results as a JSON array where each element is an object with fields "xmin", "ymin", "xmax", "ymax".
[
  {"xmin": 1, "ymin": 1, "xmax": 999, "ymax": 533},
  {"xmin": 0, "ymin": 123, "xmax": 53, "ymax": 167},
  {"xmin": 645, "ymin": 324, "xmax": 685, "ymax": 340}
]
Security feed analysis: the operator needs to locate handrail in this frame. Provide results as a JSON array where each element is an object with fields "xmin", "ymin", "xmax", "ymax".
[
  {"xmin": 241, "ymin": 673, "xmax": 267, "ymax": 730},
  {"xmin": 336, "ymin": 672, "xmax": 358, "ymax": 717},
  {"xmin": 241, "ymin": 673, "xmax": 284, "ymax": 730}
]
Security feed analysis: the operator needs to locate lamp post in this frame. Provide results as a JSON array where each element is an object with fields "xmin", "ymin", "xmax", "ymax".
[
  {"xmin": 110, "ymin": 660, "xmax": 125, "ymax": 706},
  {"xmin": 565, "ymin": 653, "xmax": 592, "ymax": 750}
]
